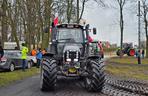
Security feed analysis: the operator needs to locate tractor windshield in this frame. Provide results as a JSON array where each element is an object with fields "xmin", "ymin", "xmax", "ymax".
[{"xmin": 57, "ymin": 28, "xmax": 83, "ymax": 43}]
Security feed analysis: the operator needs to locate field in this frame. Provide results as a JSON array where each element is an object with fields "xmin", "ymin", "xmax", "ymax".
[{"xmin": 105, "ymin": 57, "xmax": 148, "ymax": 80}]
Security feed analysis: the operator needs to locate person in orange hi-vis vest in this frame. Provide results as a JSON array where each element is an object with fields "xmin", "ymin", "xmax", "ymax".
[{"xmin": 31, "ymin": 48, "xmax": 37, "ymax": 56}]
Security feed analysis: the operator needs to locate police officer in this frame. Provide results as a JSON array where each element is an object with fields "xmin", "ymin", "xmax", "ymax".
[{"xmin": 21, "ymin": 43, "xmax": 28, "ymax": 71}]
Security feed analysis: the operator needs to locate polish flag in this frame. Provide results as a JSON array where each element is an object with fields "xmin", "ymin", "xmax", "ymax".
[
  {"xmin": 98, "ymin": 41, "xmax": 103, "ymax": 51},
  {"xmin": 88, "ymin": 36, "xmax": 93, "ymax": 42},
  {"xmin": 106, "ymin": 41, "xmax": 110, "ymax": 48},
  {"xmin": 54, "ymin": 17, "xmax": 58, "ymax": 26}
]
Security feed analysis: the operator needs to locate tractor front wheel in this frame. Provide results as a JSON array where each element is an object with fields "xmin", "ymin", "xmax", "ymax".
[
  {"xmin": 40, "ymin": 58, "xmax": 57, "ymax": 91},
  {"xmin": 85, "ymin": 59, "xmax": 105, "ymax": 92}
]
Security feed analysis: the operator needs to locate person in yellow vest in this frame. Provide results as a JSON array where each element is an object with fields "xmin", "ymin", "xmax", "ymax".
[{"xmin": 21, "ymin": 43, "xmax": 28, "ymax": 71}]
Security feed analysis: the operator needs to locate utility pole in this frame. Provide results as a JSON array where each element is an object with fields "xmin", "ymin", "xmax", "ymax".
[
  {"xmin": 77, "ymin": 0, "xmax": 79, "ymax": 24},
  {"xmin": 137, "ymin": 1, "xmax": 141, "ymax": 49},
  {"xmin": 137, "ymin": 1, "xmax": 142, "ymax": 64}
]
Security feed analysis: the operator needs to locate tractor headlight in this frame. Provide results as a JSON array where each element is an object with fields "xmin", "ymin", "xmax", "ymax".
[
  {"xmin": 74, "ymin": 58, "xmax": 78, "ymax": 62},
  {"xmin": 66, "ymin": 51, "xmax": 69, "ymax": 59},
  {"xmin": 66, "ymin": 58, "xmax": 71, "ymax": 62}
]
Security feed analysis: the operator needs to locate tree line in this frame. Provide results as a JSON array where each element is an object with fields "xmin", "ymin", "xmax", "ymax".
[{"xmin": 1, "ymin": 0, "xmax": 100, "ymax": 50}]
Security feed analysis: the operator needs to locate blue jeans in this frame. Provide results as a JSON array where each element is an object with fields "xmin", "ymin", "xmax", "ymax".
[
  {"xmin": 142, "ymin": 54, "xmax": 144, "ymax": 59},
  {"xmin": 37, "ymin": 59, "xmax": 41, "ymax": 68},
  {"xmin": 22, "ymin": 59, "xmax": 26, "ymax": 71}
]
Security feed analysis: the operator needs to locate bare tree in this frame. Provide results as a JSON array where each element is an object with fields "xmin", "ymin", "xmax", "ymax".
[
  {"xmin": 116, "ymin": 0, "xmax": 127, "ymax": 50},
  {"xmin": 141, "ymin": 0, "xmax": 148, "ymax": 58},
  {"xmin": 1, "ymin": 0, "xmax": 8, "ymax": 47},
  {"xmin": 6, "ymin": 0, "xmax": 20, "ymax": 49},
  {"xmin": 66, "ymin": 0, "xmax": 74, "ymax": 23}
]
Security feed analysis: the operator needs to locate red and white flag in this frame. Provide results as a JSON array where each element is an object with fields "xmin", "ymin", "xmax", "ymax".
[
  {"xmin": 88, "ymin": 36, "xmax": 93, "ymax": 42},
  {"xmin": 54, "ymin": 17, "xmax": 58, "ymax": 26}
]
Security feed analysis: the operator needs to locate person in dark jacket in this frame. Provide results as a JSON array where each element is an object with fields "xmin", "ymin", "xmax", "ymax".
[
  {"xmin": 0, "ymin": 46, "xmax": 4, "ymax": 61},
  {"xmin": 137, "ymin": 50, "xmax": 141, "ymax": 64},
  {"xmin": 36, "ymin": 48, "xmax": 42, "ymax": 68},
  {"xmin": 142, "ymin": 49, "xmax": 145, "ymax": 59}
]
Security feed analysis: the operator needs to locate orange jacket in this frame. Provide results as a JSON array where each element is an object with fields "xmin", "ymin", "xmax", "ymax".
[{"xmin": 31, "ymin": 49, "xmax": 37, "ymax": 56}]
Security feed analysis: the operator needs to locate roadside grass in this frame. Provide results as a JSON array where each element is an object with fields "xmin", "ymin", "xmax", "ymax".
[
  {"xmin": 103, "ymin": 48, "xmax": 118, "ymax": 53},
  {"xmin": 106, "ymin": 64, "xmax": 148, "ymax": 80},
  {"xmin": 107, "ymin": 56, "xmax": 148, "ymax": 65},
  {"xmin": 106, "ymin": 57, "xmax": 148, "ymax": 80},
  {"xmin": 0, "ymin": 67, "xmax": 39, "ymax": 87}
]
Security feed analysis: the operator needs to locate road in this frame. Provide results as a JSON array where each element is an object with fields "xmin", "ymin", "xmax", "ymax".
[{"xmin": 0, "ymin": 75, "xmax": 106, "ymax": 96}]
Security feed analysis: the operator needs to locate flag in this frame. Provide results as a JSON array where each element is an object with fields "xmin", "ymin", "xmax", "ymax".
[
  {"xmin": 54, "ymin": 17, "xmax": 58, "ymax": 26},
  {"xmin": 98, "ymin": 41, "xmax": 103, "ymax": 51},
  {"xmin": 106, "ymin": 41, "xmax": 110, "ymax": 48},
  {"xmin": 88, "ymin": 36, "xmax": 93, "ymax": 42}
]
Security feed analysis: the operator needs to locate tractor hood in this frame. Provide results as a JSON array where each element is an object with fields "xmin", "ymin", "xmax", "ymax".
[{"xmin": 63, "ymin": 44, "xmax": 81, "ymax": 53}]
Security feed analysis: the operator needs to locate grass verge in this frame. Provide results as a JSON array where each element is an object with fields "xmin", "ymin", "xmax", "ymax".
[
  {"xmin": 105, "ymin": 57, "xmax": 148, "ymax": 80},
  {"xmin": 107, "ymin": 56, "xmax": 148, "ymax": 65},
  {"xmin": 106, "ymin": 64, "xmax": 148, "ymax": 80},
  {"xmin": 0, "ymin": 67, "xmax": 39, "ymax": 87}
]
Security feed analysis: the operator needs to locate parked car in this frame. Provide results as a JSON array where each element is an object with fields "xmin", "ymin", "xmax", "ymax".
[
  {"xmin": 27, "ymin": 55, "xmax": 37, "ymax": 66},
  {"xmin": 0, "ymin": 50, "xmax": 32, "ymax": 71}
]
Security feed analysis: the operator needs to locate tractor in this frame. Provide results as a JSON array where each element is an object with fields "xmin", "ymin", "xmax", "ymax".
[
  {"xmin": 116, "ymin": 43, "xmax": 135, "ymax": 56},
  {"xmin": 89, "ymin": 40, "xmax": 104, "ymax": 59},
  {"xmin": 40, "ymin": 24, "xmax": 105, "ymax": 92}
]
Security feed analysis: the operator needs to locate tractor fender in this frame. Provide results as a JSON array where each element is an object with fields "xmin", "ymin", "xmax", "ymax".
[
  {"xmin": 42, "ymin": 52, "xmax": 54, "ymax": 58},
  {"xmin": 87, "ymin": 55, "xmax": 101, "ymax": 60}
]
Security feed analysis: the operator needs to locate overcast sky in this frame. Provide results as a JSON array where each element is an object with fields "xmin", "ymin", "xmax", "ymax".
[{"xmin": 83, "ymin": 0, "xmax": 146, "ymax": 46}]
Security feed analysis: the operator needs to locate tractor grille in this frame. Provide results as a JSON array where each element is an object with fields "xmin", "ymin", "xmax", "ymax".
[
  {"xmin": 69, "ymin": 51, "xmax": 77, "ymax": 59},
  {"xmin": 64, "ymin": 51, "xmax": 80, "ymax": 61}
]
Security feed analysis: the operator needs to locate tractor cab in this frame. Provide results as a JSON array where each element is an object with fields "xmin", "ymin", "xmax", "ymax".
[{"xmin": 49, "ymin": 24, "xmax": 88, "ymax": 59}]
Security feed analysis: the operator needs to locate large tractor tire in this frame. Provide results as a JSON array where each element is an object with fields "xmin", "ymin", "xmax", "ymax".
[
  {"xmin": 116, "ymin": 49, "xmax": 124, "ymax": 56},
  {"xmin": 40, "ymin": 58, "xmax": 57, "ymax": 91},
  {"xmin": 127, "ymin": 49, "xmax": 135, "ymax": 56},
  {"xmin": 85, "ymin": 59, "xmax": 105, "ymax": 92}
]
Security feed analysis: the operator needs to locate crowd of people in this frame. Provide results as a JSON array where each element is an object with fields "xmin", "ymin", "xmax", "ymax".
[
  {"xmin": 135, "ymin": 49, "xmax": 145, "ymax": 59},
  {"xmin": 135, "ymin": 49, "xmax": 145, "ymax": 64},
  {"xmin": 31, "ymin": 48, "xmax": 46, "ymax": 68},
  {"xmin": 21, "ymin": 43, "xmax": 47, "ymax": 71},
  {"xmin": 0, "ymin": 42, "xmax": 47, "ymax": 71}
]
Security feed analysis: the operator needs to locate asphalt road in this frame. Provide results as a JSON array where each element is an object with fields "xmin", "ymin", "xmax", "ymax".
[{"xmin": 0, "ymin": 75, "xmax": 106, "ymax": 96}]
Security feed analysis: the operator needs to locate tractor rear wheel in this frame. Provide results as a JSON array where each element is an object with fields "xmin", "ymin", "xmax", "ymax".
[
  {"xmin": 40, "ymin": 58, "xmax": 57, "ymax": 91},
  {"xmin": 127, "ymin": 49, "xmax": 135, "ymax": 56},
  {"xmin": 85, "ymin": 59, "xmax": 105, "ymax": 92}
]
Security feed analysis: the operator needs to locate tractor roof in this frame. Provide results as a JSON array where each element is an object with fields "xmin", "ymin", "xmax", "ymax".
[{"xmin": 56, "ymin": 24, "xmax": 83, "ymax": 29}]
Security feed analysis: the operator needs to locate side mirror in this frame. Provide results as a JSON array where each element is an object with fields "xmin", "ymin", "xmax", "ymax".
[
  {"xmin": 85, "ymin": 24, "xmax": 90, "ymax": 30},
  {"xmin": 93, "ymin": 28, "xmax": 97, "ymax": 35},
  {"xmin": 84, "ymin": 39, "xmax": 88, "ymax": 43}
]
